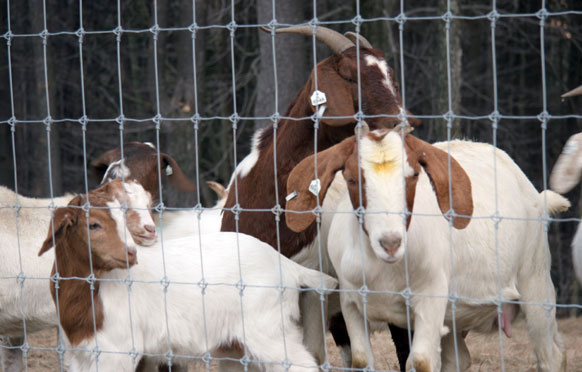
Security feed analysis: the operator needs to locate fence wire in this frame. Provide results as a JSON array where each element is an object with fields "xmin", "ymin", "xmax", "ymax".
[{"xmin": 1, "ymin": 1, "xmax": 582, "ymax": 372}]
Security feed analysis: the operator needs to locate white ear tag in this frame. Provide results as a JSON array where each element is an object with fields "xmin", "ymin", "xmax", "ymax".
[
  {"xmin": 310, "ymin": 90, "xmax": 327, "ymax": 106},
  {"xmin": 286, "ymin": 191, "xmax": 298, "ymax": 202},
  {"xmin": 165, "ymin": 165, "xmax": 173, "ymax": 176},
  {"xmin": 309, "ymin": 179, "xmax": 321, "ymax": 196}
]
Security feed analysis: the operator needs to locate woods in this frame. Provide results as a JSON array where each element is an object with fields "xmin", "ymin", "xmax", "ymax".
[{"xmin": 1, "ymin": 1, "xmax": 581, "ymax": 311}]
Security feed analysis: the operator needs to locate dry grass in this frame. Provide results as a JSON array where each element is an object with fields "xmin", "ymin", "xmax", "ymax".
[{"xmin": 17, "ymin": 317, "xmax": 582, "ymax": 371}]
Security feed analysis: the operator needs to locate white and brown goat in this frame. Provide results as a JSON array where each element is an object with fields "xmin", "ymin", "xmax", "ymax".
[
  {"xmin": 286, "ymin": 125, "xmax": 568, "ymax": 372},
  {"xmin": 39, "ymin": 180, "xmax": 336, "ymax": 372}
]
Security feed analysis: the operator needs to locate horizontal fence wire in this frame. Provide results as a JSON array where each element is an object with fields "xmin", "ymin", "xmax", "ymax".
[{"xmin": 1, "ymin": 1, "xmax": 581, "ymax": 372}]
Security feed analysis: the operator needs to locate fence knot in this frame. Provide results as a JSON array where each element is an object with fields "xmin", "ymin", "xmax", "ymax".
[
  {"xmin": 8, "ymin": 116, "xmax": 16, "ymax": 128},
  {"xmin": 229, "ymin": 113, "xmax": 240, "ymax": 130},
  {"xmin": 271, "ymin": 204, "xmax": 282, "ymax": 222},
  {"xmin": 443, "ymin": 110, "xmax": 455, "ymax": 126},
  {"xmin": 488, "ymin": 110, "xmax": 500, "ymax": 128},
  {"xmin": 355, "ymin": 205, "xmax": 366, "ymax": 224},
  {"xmin": 351, "ymin": 15, "xmax": 363, "ymax": 27},
  {"xmin": 191, "ymin": 113, "xmax": 201, "ymax": 129},
  {"xmin": 227, "ymin": 21, "xmax": 237, "ymax": 36},
  {"xmin": 154, "ymin": 202, "xmax": 165, "ymax": 214},
  {"xmin": 270, "ymin": 112, "xmax": 280, "ymax": 128},
  {"xmin": 75, "ymin": 27, "xmax": 85, "ymax": 41},
  {"xmin": 198, "ymin": 278, "xmax": 208, "ymax": 294},
  {"xmin": 116, "ymin": 114, "xmax": 125, "ymax": 130},
  {"xmin": 40, "ymin": 29, "xmax": 49, "ymax": 44},
  {"xmin": 320, "ymin": 361, "xmax": 332, "ymax": 372},
  {"xmin": 487, "ymin": 10, "xmax": 500, "ymax": 26},
  {"xmin": 16, "ymin": 271, "xmax": 25, "ymax": 287},
  {"xmin": 358, "ymin": 285, "xmax": 369, "ymax": 297},
  {"xmin": 113, "ymin": 26, "xmax": 123, "ymax": 41},
  {"xmin": 43, "ymin": 116, "xmax": 52, "ymax": 128},
  {"xmin": 536, "ymin": 8, "xmax": 549, "ymax": 22},
  {"xmin": 309, "ymin": 18, "xmax": 320, "ymax": 30},
  {"xmin": 354, "ymin": 111, "xmax": 364, "ymax": 123},
  {"xmin": 86, "ymin": 273, "xmax": 96, "ymax": 290},
  {"xmin": 537, "ymin": 111, "xmax": 550, "ymax": 128},
  {"xmin": 79, "ymin": 115, "xmax": 88, "ymax": 129},
  {"xmin": 160, "ymin": 275, "xmax": 170, "ymax": 291},
  {"xmin": 150, "ymin": 24, "xmax": 160, "ymax": 39},
  {"xmin": 441, "ymin": 10, "xmax": 454, "ymax": 25},
  {"xmin": 267, "ymin": 19, "xmax": 278, "ymax": 32},
  {"xmin": 4, "ymin": 30, "xmax": 13, "ymax": 46},
  {"xmin": 235, "ymin": 280, "xmax": 246, "ymax": 296},
  {"xmin": 396, "ymin": 13, "xmax": 407, "ymax": 25},
  {"xmin": 188, "ymin": 23, "xmax": 198, "ymax": 34}
]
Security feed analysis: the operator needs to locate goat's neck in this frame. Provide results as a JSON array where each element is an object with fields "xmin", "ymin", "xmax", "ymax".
[{"xmin": 51, "ymin": 241, "xmax": 104, "ymax": 346}]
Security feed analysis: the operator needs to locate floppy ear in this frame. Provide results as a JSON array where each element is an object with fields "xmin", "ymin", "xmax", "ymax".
[
  {"xmin": 550, "ymin": 132, "xmax": 582, "ymax": 194},
  {"xmin": 39, "ymin": 196, "xmax": 82, "ymax": 256},
  {"xmin": 159, "ymin": 153, "xmax": 197, "ymax": 193},
  {"xmin": 286, "ymin": 137, "xmax": 356, "ymax": 232},
  {"xmin": 405, "ymin": 136, "xmax": 473, "ymax": 229},
  {"xmin": 310, "ymin": 59, "xmax": 356, "ymax": 126}
]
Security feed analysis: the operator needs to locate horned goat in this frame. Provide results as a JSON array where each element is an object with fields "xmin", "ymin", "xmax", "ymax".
[{"xmin": 221, "ymin": 26, "xmax": 417, "ymax": 369}]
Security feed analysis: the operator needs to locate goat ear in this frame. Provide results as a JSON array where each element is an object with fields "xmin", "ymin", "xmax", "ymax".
[
  {"xmin": 286, "ymin": 137, "xmax": 356, "ymax": 232},
  {"xmin": 550, "ymin": 132, "xmax": 582, "ymax": 194},
  {"xmin": 39, "ymin": 196, "xmax": 81, "ymax": 256},
  {"xmin": 405, "ymin": 136, "xmax": 473, "ymax": 229},
  {"xmin": 160, "ymin": 153, "xmax": 197, "ymax": 193},
  {"xmin": 311, "ymin": 60, "xmax": 356, "ymax": 126}
]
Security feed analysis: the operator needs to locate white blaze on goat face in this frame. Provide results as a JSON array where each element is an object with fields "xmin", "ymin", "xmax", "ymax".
[
  {"xmin": 359, "ymin": 131, "xmax": 413, "ymax": 263},
  {"xmin": 364, "ymin": 55, "xmax": 407, "ymax": 122},
  {"xmin": 101, "ymin": 159, "xmax": 131, "ymax": 184},
  {"xmin": 106, "ymin": 199, "xmax": 137, "ymax": 255}
]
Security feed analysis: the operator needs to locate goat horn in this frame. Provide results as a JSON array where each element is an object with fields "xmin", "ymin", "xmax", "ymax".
[
  {"xmin": 344, "ymin": 32, "xmax": 373, "ymax": 49},
  {"xmin": 260, "ymin": 25, "xmax": 354, "ymax": 54},
  {"xmin": 562, "ymin": 84, "xmax": 582, "ymax": 98}
]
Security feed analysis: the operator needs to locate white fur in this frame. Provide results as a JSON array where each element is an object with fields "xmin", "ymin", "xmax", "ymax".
[
  {"xmin": 227, "ymin": 131, "xmax": 263, "ymax": 190},
  {"xmin": 328, "ymin": 138, "xmax": 568, "ymax": 372},
  {"xmin": 549, "ymin": 132, "xmax": 582, "ymax": 284},
  {"xmin": 64, "ymin": 232, "xmax": 336, "ymax": 372}
]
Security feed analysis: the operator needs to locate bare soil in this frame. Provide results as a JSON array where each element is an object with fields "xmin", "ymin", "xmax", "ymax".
[{"xmin": 17, "ymin": 317, "xmax": 582, "ymax": 371}]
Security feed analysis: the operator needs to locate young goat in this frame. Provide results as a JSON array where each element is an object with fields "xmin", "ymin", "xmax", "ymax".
[
  {"xmin": 0, "ymin": 180, "xmax": 156, "ymax": 372},
  {"xmin": 221, "ymin": 26, "xmax": 417, "ymax": 368},
  {"xmin": 39, "ymin": 184, "xmax": 336, "ymax": 372},
  {"xmin": 286, "ymin": 125, "xmax": 568, "ymax": 372}
]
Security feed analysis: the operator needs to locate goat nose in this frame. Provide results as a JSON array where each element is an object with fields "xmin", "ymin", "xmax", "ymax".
[
  {"xmin": 144, "ymin": 224, "xmax": 156, "ymax": 233},
  {"xmin": 379, "ymin": 233, "xmax": 402, "ymax": 256}
]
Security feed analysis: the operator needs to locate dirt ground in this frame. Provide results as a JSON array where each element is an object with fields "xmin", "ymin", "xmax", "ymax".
[{"xmin": 15, "ymin": 317, "xmax": 582, "ymax": 371}]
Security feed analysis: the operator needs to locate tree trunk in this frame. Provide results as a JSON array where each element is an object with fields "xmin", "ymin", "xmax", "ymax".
[{"xmin": 254, "ymin": 0, "xmax": 309, "ymax": 131}]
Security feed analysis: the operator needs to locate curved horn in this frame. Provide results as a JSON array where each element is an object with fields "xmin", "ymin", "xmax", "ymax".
[
  {"xmin": 344, "ymin": 31, "xmax": 373, "ymax": 49},
  {"xmin": 562, "ymin": 84, "xmax": 582, "ymax": 98},
  {"xmin": 260, "ymin": 25, "xmax": 354, "ymax": 54}
]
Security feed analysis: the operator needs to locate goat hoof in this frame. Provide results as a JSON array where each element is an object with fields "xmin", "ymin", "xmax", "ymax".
[
  {"xmin": 351, "ymin": 352, "xmax": 369, "ymax": 370},
  {"xmin": 406, "ymin": 354, "xmax": 432, "ymax": 372}
]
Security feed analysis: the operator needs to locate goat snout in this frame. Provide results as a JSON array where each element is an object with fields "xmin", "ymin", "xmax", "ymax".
[
  {"xmin": 379, "ymin": 233, "xmax": 402, "ymax": 257},
  {"xmin": 144, "ymin": 224, "xmax": 156, "ymax": 234}
]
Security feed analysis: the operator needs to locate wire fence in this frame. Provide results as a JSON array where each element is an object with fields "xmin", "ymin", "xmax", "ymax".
[{"xmin": 1, "ymin": 1, "xmax": 582, "ymax": 371}]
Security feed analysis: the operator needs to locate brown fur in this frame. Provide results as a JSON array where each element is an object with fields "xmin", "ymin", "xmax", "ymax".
[
  {"xmin": 91, "ymin": 142, "xmax": 196, "ymax": 202},
  {"xmin": 221, "ymin": 47, "xmax": 418, "ymax": 257},
  {"xmin": 285, "ymin": 130, "xmax": 473, "ymax": 233},
  {"xmin": 38, "ymin": 183, "xmax": 140, "ymax": 346}
]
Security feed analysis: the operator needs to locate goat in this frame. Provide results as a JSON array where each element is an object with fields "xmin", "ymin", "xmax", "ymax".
[
  {"xmin": 0, "ymin": 180, "xmax": 156, "ymax": 372},
  {"xmin": 286, "ymin": 124, "xmax": 569, "ymax": 372},
  {"xmin": 221, "ymin": 26, "xmax": 417, "ymax": 369},
  {"xmin": 91, "ymin": 141, "xmax": 196, "ymax": 203},
  {"xmin": 550, "ymin": 85, "xmax": 582, "ymax": 285},
  {"xmin": 38, "ymin": 184, "xmax": 337, "ymax": 372}
]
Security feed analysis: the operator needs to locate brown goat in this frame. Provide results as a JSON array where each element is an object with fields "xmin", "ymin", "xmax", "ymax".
[
  {"xmin": 91, "ymin": 142, "xmax": 196, "ymax": 203},
  {"xmin": 220, "ymin": 26, "xmax": 417, "ymax": 370}
]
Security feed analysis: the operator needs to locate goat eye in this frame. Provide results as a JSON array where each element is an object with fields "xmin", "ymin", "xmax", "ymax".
[
  {"xmin": 343, "ymin": 76, "xmax": 356, "ymax": 83},
  {"xmin": 89, "ymin": 223, "xmax": 101, "ymax": 230}
]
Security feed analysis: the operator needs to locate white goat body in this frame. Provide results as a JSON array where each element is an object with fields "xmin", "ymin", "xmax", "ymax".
[
  {"xmin": 65, "ymin": 232, "xmax": 335, "ymax": 372},
  {"xmin": 323, "ymin": 138, "xmax": 568, "ymax": 372}
]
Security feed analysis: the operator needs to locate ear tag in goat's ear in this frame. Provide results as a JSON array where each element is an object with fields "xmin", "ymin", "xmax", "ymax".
[
  {"xmin": 310, "ymin": 90, "xmax": 327, "ymax": 106},
  {"xmin": 286, "ymin": 191, "xmax": 298, "ymax": 202},
  {"xmin": 309, "ymin": 179, "xmax": 321, "ymax": 197},
  {"xmin": 165, "ymin": 165, "xmax": 173, "ymax": 176},
  {"xmin": 563, "ymin": 140, "xmax": 578, "ymax": 154}
]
